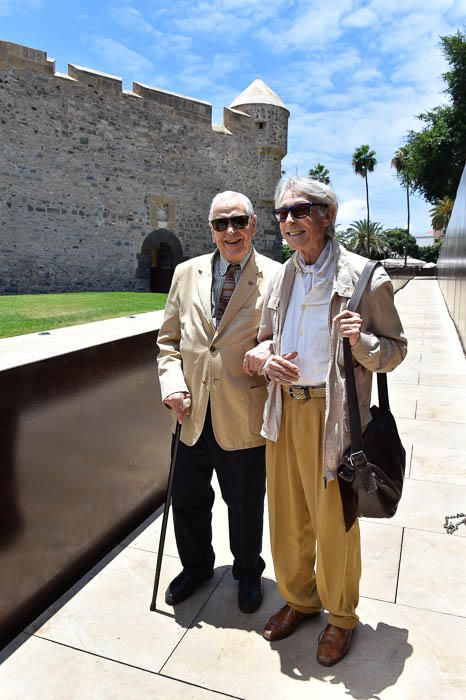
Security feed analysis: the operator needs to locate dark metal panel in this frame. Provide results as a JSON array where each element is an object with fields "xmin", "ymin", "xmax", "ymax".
[{"xmin": 0, "ymin": 330, "xmax": 171, "ymax": 648}]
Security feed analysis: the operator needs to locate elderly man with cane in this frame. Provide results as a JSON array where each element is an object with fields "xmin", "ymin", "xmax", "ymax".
[
  {"xmin": 244, "ymin": 176, "xmax": 406, "ymax": 664},
  {"xmin": 157, "ymin": 190, "xmax": 280, "ymax": 613}
]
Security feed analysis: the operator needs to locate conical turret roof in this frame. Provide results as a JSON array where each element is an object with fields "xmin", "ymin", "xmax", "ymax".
[{"xmin": 230, "ymin": 79, "xmax": 287, "ymax": 110}]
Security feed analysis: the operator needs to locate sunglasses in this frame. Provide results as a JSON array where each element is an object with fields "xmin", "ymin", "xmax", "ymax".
[
  {"xmin": 273, "ymin": 201, "xmax": 328, "ymax": 223},
  {"xmin": 210, "ymin": 215, "xmax": 251, "ymax": 232}
]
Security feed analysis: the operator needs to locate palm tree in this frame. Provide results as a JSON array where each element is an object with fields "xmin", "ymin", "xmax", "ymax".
[
  {"xmin": 429, "ymin": 197, "xmax": 454, "ymax": 235},
  {"xmin": 391, "ymin": 145, "xmax": 411, "ymax": 266},
  {"xmin": 352, "ymin": 145, "xmax": 377, "ymax": 256},
  {"xmin": 346, "ymin": 220, "xmax": 387, "ymax": 259},
  {"xmin": 308, "ymin": 163, "xmax": 330, "ymax": 185}
]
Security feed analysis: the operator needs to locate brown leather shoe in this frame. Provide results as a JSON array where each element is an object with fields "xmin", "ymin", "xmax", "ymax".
[
  {"xmin": 263, "ymin": 604, "xmax": 320, "ymax": 641},
  {"xmin": 316, "ymin": 623, "xmax": 355, "ymax": 666}
]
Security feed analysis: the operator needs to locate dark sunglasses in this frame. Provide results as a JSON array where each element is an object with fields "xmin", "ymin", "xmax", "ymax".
[
  {"xmin": 273, "ymin": 201, "xmax": 328, "ymax": 223},
  {"xmin": 210, "ymin": 215, "xmax": 251, "ymax": 232}
]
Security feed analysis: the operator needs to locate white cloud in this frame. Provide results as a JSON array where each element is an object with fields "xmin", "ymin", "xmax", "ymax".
[
  {"xmin": 352, "ymin": 67, "xmax": 382, "ymax": 83},
  {"xmin": 337, "ymin": 198, "xmax": 367, "ymax": 227},
  {"xmin": 258, "ymin": 0, "xmax": 353, "ymax": 52},
  {"xmin": 0, "ymin": 0, "xmax": 41, "ymax": 16},
  {"xmin": 88, "ymin": 36, "xmax": 154, "ymax": 78},
  {"xmin": 175, "ymin": 49, "xmax": 249, "ymax": 95},
  {"xmin": 151, "ymin": 33, "xmax": 192, "ymax": 55},
  {"xmin": 171, "ymin": 0, "xmax": 288, "ymax": 33},
  {"xmin": 342, "ymin": 7, "xmax": 377, "ymax": 28},
  {"xmin": 110, "ymin": 6, "xmax": 158, "ymax": 36}
]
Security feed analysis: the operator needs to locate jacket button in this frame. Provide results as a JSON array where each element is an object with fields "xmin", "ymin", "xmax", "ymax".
[{"xmin": 211, "ymin": 345, "xmax": 216, "ymax": 352}]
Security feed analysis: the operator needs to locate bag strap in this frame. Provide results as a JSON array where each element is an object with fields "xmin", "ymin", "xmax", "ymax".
[
  {"xmin": 343, "ymin": 261, "xmax": 391, "ymax": 458},
  {"xmin": 347, "ymin": 263, "xmax": 389, "ymax": 410}
]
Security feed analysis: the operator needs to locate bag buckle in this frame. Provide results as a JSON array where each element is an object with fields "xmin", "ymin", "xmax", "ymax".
[{"xmin": 349, "ymin": 451, "xmax": 368, "ymax": 468}]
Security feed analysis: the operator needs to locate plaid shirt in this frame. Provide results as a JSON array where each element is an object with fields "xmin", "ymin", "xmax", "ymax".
[{"xmin": 211, "ymin": 246, "xmax": 253, "ymax": 325}]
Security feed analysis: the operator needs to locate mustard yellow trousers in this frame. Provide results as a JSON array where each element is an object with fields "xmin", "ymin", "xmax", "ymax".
[{"xmin": 266, "ymin": 393, "xmax": 361, "ymax": 629}]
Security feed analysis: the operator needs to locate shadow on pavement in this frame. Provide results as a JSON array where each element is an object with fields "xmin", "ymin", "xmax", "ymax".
[{"xmin": 174, "ymin": 572, "xmax": 413, "ymax": 700}]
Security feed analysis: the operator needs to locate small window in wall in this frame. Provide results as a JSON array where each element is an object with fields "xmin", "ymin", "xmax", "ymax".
[{"xmin": 256, "ymin": 121, "xmax": 265, "ymax": 129}]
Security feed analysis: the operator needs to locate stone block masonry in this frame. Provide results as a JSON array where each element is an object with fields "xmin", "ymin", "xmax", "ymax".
[{"xmin": 0, "ymin": 41, "xmax": 289, "ymax": 294}]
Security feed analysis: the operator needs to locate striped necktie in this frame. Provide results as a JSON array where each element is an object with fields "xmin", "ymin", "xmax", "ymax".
[{"xmin": 217, "ymin": 263, "xmax": 240, "ymax": 321}]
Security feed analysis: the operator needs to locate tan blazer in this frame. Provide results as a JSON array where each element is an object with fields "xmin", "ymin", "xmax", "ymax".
[{"xmin": 157, "ymin": 248, "xmax": 281, "ymax": 450}]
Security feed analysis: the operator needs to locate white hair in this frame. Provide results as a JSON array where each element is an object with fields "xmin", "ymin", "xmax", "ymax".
[
  {"xmin": 274, "ymin": 176, "xmax": 338, "ymax": 238},
  {"xmin": 208, "ymin": 191, "xmax": 254, "ymax": 221}
]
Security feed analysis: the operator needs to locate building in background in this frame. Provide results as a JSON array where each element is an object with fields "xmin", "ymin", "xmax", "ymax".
[{"xmin": 0, "ymin": 41, "xmax": 289, "ymax": 294}]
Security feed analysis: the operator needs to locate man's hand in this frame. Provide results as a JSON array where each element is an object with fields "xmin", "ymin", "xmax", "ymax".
[
  {"xmin": 264, "ymin": 351, "xmax": 299, "ymax": 384},
  {"xmin": 333, "ymin": 310, "xmax": 362, "ymax": 347},
  {"xmin": 163, "ymin": 392, "xmax": 192, "ymax": 424},
  {"xmin": 243, "ymin": 341, "xmax": 272, "ymax": 375}
]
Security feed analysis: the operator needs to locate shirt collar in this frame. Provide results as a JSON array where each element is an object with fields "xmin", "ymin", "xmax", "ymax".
[
  {"xmin": 216, "ymin": 245, "xmax": 253, "ymax": 276},
  {"xmin": 293, "ymin": 239, "xmax": 333, "ymax": 277}
]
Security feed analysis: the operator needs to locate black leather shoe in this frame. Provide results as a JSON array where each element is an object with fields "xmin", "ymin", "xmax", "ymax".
[
  {"xmin": 238, "ymin": 576, "xmax": 263, "ymax": 613},
  {"xmin": 165, "ymin": 569, "xmax": 213, "ymax": 606}
]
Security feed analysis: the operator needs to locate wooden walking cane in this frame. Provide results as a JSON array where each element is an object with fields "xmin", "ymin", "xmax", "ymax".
[{"xmin": 149, "ymin": 419, "xmax": 182, "ymax": 612}]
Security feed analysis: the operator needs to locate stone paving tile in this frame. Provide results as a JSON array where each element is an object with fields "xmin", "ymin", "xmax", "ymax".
[
  {"xmin": 359, "ymin": 522, "xmax": 402, "ymax": 602},
  {"xmin": 0, "ymin": 635, "xmax": 234, "ymax": 700},
  {"xmin": 372, "ymin": 479, "xmax": 466, "ymax": 536},
  {"xmin": 162, "ymin": 577, "xmax": 466, "ymax": 700},
  {"xmin": 32, "ymin": 547, "xmax": 227, "ymax": 673},
  {"xmin": 411, "ymin": 443, "xmax": 466, "ymax": 486},
  {"xmin": 418, "ymin": 371, "xmax": 466, "ymax": 387},
  {"xmin": 397, "ymin": 416, "xmax": 466, "ymax": 453},
  {"xmin": 416, "ymin": 395, "xmax": 466, "ymax": 422},
  {"xmin": 389, "ymin": 367, "xmax": 420, "ymax": 385},
  {"xmin": 397, "ymin": 528, "xmax": 466, "ymax": 617}
]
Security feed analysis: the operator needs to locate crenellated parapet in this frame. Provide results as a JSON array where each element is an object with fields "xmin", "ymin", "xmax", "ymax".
[
  {"xmin": 0, "ymin": 40, "xmax": 55, "ymax": 75},
  {"xmin": 0, "ymin": 41, "xmax": 288, "ymax": 137}
]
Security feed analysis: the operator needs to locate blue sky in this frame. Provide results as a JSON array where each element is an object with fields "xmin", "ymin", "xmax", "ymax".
[{"xmin": 2, "ymin": 0, "xmax": 465, "ymax": 239}]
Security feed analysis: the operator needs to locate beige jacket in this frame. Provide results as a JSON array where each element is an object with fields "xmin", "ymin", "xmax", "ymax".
[
  {"xmin": 258, "ymin": 240, "xmax": 407, "ymax": 480},
  {"xmin": 157, "ymin": 248, "xmax": 282, "ymax": 450}
]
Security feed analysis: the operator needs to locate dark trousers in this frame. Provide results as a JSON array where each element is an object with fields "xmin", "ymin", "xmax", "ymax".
[{"xmin": 172, "ymin": 405, "xmax": 266, "ymax": 581}]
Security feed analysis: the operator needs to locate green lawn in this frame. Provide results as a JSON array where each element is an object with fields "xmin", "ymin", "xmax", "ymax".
[{"xmin": 0, "ymin": 292, "xmax": 167, "ymax": 339}]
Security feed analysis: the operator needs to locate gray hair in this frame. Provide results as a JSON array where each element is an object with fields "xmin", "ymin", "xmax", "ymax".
[
  {"xmin": 208, "ymin": 191, "xmax": 254, "ymax": 222},
  {"xmin": 274, "ymin": 176, "xmax": 338, "ymax": 238}
]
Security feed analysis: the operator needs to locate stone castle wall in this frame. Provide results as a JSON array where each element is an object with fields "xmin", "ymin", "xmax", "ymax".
[{"xmin": 0, "ymin": 41, "xmax": 288, "ymax": 294}]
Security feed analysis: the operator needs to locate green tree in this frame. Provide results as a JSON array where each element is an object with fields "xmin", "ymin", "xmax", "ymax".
[
  {"xmin": 404, "ymin": 30, "xmax": 466, "ymax": 202},
  {"xmin": 308, "ymin": 163, "xmax": 330, "ymax": 184},
  {"xmin": 282, "ymin": 242, "xmax": 293, "ymax": 262},
  {"xmin": 345, "ymin": 220, "xmax": 387, "ymax": 259},
  {"xmin": 391, "ymin": 146, "xmax": 412, "ymax": 265},
  {"xmin": 352, "ymin": 145, "xmax": 377, "ymax": 255},
  {"xmin": 418, "ymin": 239, "xmax": 443, "ymax": 263},
  {"xmin": 384, "ymin": 228, "xmax": 420, "ymax": 259},
  {"xmin": 429, "ymin": 196, "xmax": 454, "ymax": 233}
]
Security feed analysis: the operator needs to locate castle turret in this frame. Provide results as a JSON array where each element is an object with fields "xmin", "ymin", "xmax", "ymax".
[
  {"xmin": 230, "ymin": 79, "xmax": 289, "ymax": 259},
  {"xmin": 230, "ymin": 79, "xmax": 289, "ymax": 160}
]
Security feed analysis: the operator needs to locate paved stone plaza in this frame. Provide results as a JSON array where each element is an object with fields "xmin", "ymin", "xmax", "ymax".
[{"xmin": 1, "ymin": 278, "xmax": 465, "ymax": 699}]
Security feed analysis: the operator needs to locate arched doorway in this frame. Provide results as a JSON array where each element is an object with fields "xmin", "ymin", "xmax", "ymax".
[{"xmin": 137, "ymin": 230, "xmax": 183, "ymax": 292}]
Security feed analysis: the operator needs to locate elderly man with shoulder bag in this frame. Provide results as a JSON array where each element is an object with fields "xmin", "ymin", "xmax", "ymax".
[
  {"xmin": 157, "ymin": 190, "xmax": 281, "ymax": 614},
  {"xmin": 244, "ymin": 177, "xmax": 407, "ymax": 664}
]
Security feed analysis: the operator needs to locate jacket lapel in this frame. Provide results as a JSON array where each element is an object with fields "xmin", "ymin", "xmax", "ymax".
[
  {"xmin": 197, "ymin": 254, "xmax": 215, "ymax": 331},
  {"xmin": 333, "ymin": 240, "xmax": 356, "ymax": 298}
]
